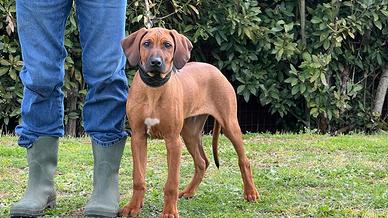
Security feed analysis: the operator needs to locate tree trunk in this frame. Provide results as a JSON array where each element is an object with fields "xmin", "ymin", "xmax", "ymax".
[
  {"xmin": 299, "ymin": 0, "xmax": 310, "ymax": 128},
  {"xmin": 65, "ymin": 87, "xmax": 78, "ymax": 137},
  {"xmin": 299, "ymin": 0, "xmax": 306, "ymax": 46},
  {"xmin": 373, "ymin": 66, "xmax": 388, "ymax": 116}
]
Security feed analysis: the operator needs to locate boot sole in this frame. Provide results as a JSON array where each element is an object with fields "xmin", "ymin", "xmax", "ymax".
[
  {"xmin": 84, "ymin": 209, "xmax": 117, "ymax": 218},
  {"xmin": 10, "ymin": 200, "xmax": 56, "ymax": 218}
]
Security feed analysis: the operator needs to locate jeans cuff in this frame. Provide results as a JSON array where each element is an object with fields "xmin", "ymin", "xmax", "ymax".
[
  {"xmin": 17, "ymin": 135, "xmax": 35, "ymax": 149},
  {"xmin": 91, "ymin": 133, "xmax": 127, "ymax": 147}
]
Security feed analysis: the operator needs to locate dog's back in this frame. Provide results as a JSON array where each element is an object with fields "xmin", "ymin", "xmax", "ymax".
[{"xmin": 176, "ymin": 62, "xmax": 238, "ymax": 119}]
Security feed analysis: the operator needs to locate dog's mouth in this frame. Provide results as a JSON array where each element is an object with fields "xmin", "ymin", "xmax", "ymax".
[
  {"xmin": 146, "ymin": 71, "xmax": 169, "ymax": 79},
  {"xmin": 138, "ymin": 65, "xmax": 173, "ymax": 88}
]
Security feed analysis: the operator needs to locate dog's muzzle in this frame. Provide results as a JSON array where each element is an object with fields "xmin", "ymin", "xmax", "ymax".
[{"xmin": 138, "ymin": 64, "xmax": 173, "ymax": 88}]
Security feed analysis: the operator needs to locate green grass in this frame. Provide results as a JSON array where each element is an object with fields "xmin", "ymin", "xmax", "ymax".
[{"xmin": 0, "ymin": 133, "xmax": 387, "ymax": 217}]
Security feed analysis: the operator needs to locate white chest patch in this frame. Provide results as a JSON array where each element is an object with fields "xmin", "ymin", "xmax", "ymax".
[{"xmin": 144, "ymin": 118, "xmax": 160, "ymax": 135}]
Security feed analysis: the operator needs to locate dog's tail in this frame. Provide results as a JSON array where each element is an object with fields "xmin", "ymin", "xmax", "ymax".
[{"xmin": 212, "ymin": 120, "xmax": 221, "ymax": 169}]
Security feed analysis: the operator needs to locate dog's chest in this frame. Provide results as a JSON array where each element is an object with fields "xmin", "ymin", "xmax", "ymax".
[
  {"xmin": 144, "ymin": 117, "xmax": 164, "ymax": 139},
  {"xmin": 141, "ymin": 106, "xmax": 170, "ymax": 139},
  {"xmin": 127, "ymin": 84, "xmax": 182, "ymax": 139}
]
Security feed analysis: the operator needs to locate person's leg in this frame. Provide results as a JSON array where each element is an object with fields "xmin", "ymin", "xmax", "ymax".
[
  {"xmin": 76, "ymin": 0, "xmax": 128, "ymax": 145},
  {"xmin": 15, "ymin": 0, "xmax": 71, "ymax": 147},
  {"xmin": 11, "ymin": 0, "xmax": 72, "ymax": 217},
  {"xmin": 75, "ymin": 0, "xmax": 128, "ymax": 216}
]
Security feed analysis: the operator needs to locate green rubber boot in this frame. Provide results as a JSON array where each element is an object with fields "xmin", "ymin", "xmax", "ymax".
[
  {"xmin": 84, "ymin": 137, "xmax": 126, "ymax": 217},
  {"xmin": 10, "ymin": 136, "xmax": 58, "ymax": 217}
]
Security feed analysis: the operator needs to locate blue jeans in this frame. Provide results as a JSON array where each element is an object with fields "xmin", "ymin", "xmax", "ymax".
[{"xmin": 15, "ymin": 0, "xmax": 128, "ymax": 148}]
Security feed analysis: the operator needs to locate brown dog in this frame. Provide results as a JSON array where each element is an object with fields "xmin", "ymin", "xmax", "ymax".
[{"xmin": 120, "ymin": 28, "xmax": 259, "ymax": 217}]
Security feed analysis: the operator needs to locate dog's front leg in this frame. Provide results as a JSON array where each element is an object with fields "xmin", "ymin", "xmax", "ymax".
[
  {"xmin": 161, "ymin": 137, "xmax": 182, "ymax": 218},
  {"xmin": 120, "ymin": 133, "xmax": 147, "ymax": 217}
]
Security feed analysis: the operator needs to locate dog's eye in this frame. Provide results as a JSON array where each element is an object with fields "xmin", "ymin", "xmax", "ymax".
[
  {"xmin": 164, "ymin": 42, "xmax": 172, "ymax": 48},
  {"xmin": 143, "ymin": 41, "xmax": 151, "ymax": 47}
]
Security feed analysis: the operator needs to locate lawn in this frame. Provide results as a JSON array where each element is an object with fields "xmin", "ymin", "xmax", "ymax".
[{"xmin": 0, "ymin": 133, "xmax": 387, "ymax": 217}]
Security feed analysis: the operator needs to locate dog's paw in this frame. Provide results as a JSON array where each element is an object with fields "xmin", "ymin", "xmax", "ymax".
[
  {"xmin": 160, "ymin": 211, "xmax": 179, "ymax": 218},
  {"xmin": 244, "ymin": 188, "xmax": 260, "ymax": 202},
  {"xmin": 161, "ymin": 203, "xmax": 179, "ymax": 218},
  {"xmin": 119, "ymin": 203, "xmax": 142, "ymax": 217},
  {"xmin": 178, "ymin": 190, "xmax": 195, "ymax": 199}
]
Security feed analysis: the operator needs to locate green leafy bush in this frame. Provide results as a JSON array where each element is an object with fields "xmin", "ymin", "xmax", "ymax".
[{"xmin": 1, "ymin": 0, "xmax": 387, "ymax": 135}]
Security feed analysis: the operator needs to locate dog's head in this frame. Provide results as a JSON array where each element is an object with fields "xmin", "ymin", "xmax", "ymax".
[{"xmin": 121, "ymin": 28, "xmax": 192, "ymax": 78}]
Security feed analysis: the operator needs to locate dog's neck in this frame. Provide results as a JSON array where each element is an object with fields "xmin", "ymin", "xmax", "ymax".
[{"xmin": 137, "ymin": 64, "xmax": 176, "ymax": 88}]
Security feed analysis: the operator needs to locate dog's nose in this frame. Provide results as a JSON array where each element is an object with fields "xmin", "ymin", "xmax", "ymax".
[{"xmin": 150, "ymin": 57, "xmax": 162, "ymax": 68}]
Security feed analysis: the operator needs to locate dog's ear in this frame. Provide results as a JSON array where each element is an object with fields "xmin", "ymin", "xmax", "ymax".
[
  {"xmin": 121, "ymin": 28, "xmax": 148, "ymax": 66},
  {"xmin": 170, "ymin": 30, "xmax": 193, "ymax": 69}
]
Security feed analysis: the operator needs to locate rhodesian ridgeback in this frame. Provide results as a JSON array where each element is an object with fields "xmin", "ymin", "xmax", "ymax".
[{"xmin": 120, "ymin": 27, "xmax": 259, "ymax": 217}]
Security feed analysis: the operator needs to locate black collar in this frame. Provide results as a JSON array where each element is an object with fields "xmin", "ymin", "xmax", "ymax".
[{"xmin": 138, "ymin": 65, "xmax": 175, "ymax": 88}]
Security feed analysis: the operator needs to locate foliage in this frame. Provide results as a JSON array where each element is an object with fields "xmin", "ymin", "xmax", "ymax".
[
  {"xmin": 1, "ymin": 0, "xmax": 388, "ymax": 134},
  {"xmin": 63, "ymin": 8, "xmax": 85, "ymax": 136},
  {"xmin": 1, "ymin": 133, "xmax": 388, "ymax": 216},
  {"xmin": 0, "ymin": 0, "xmax": 22, "ymax": 132}
]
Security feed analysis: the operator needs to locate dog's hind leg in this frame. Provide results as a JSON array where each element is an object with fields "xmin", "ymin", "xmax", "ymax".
[
  {"xmin": 179, "ymin": 114, "xmax": 209, "ymax": 198},
  {"xmin": 221, "ymin": 117, "xmax": 259, "ymax": 202}
]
